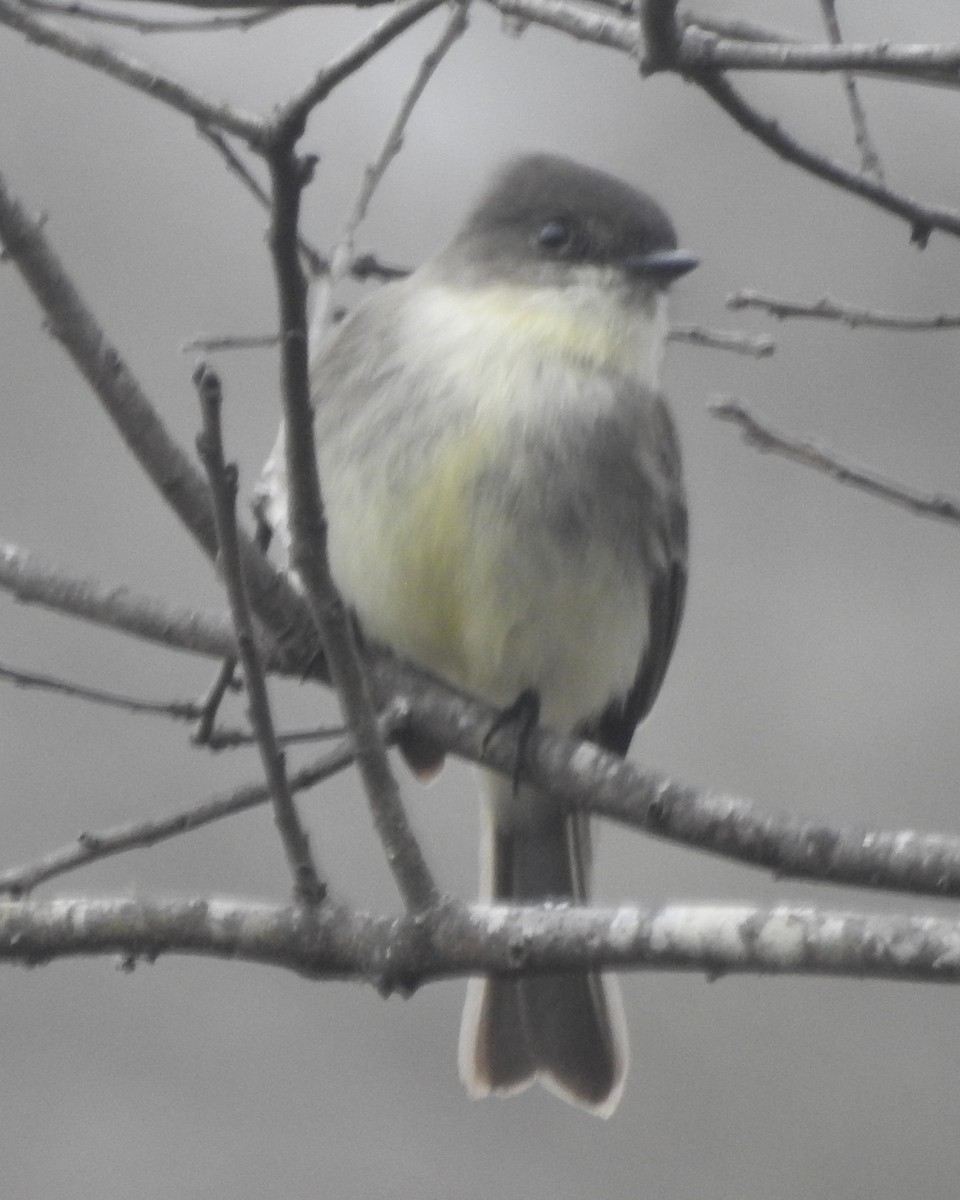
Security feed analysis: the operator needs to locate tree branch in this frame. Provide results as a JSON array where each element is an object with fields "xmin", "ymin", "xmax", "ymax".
[
  {"xmin": 668, "ymin": 323, "xmax": 776, "ymax": 358},
  {"xmin": 0, "ymin": 172, "xmax": 322, "ymax": 672},
  {"xmin": 36, "ymin": 0, "xmax": 403, "ymax": 9},
  {"xmin": 679, "ymin": 11, "xmax": 803, "ymax": 47},
  {"xmin": 0, "ymin": 660, "xmax": 206, "ymax": 721},
  {"xmin": 314, "ymin": 0, "xmax": 468, "ymax": 340},
  {"xmin": 0, "ymin": 742, "xmax": 360, "ymax": 897},
  {"xmin": 270, "ymin": 0, "xmax": 445, "ymax": 142},
  {"xmin": 675, "ymin": 27, "xmax": 960, "ymax": 79},
  {"xmin": 681, "ymin": 9, "xmax": 960, "ymax": 91},
  {"xmin": 688, "ymin": 70, "xmax": 960, "ymax": 246},
  {"xmin": 4, "ymin": 897, "xmax": 960, "ymax": 989},
  {"xmin": 334, "ymin": 0, "xmax": 468, "ymax": 274},
  {"xmin": 0, "ymin": 542, "xmax": 253, "ymax": 661},
  {"xmin": 20, "ymin": 0, "xmax": 281, "ymax": 34},
  {"xmin": 711, "ymin": 398, "xmax": 960, "ymax": 526},
  {"xmin": 8, "ymin": 542, "xmax": 960, "ymax": 905},
  {"xmin": 194, "ymin": 126, "xmax": 327, "ymax": 276},
  {"xmin": 265, "ymin": 134, "xmax": 438, "ymax": 912},
  {"xmin": 195, "ymin": 364, "xmax": 327, "ymax": 904},
  {"xmin": 486, "ymin": 0, "xmax": 635, "ymax": 53},
  {"xmin": 479, "ymin": 0, "xmax": 960, "ymax": 245},
  {"xmin": 728, "ymin": 290, "xmax": 960, "ymax": 332},
  {"xmin": 0, "ymin": 0, "xmax": 265, "ymax": 142},
  {"xmin": 817, "ymin": 0, "xmax": 884, "ymax": 183}
]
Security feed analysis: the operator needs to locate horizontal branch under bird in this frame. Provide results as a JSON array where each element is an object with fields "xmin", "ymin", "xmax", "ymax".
[
  {"xmin": 7, "ymin": 540, "xmax": 960, "ymax": 903},
  {"xmin": 2, "ymin": 896, "xmax": 960, "ymax": 989}
]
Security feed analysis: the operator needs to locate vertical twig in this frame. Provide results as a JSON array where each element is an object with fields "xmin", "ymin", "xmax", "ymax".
[
  {"xmin": 264, "ymin": 141, "xmax": 439, "ymax": 913},
  {"xmin": 818, "ymin": 0, "xmax": 885, "ymax": 182},
  {"xmin": 190, "ymin": 656, "xmax": 239, "ymax": 746},
  {"xmin": 310, "ymin": 0, "xmax": 469, "ymax": 346},
  {"xmin": 195, "ymin": 363, "xmax": 327, "ymax": 906},
  {"xmin": 195, "ymin": 125, "xmax": 327, "ymax": 277},
  {"xmin": 274, "ymin": 0, "xmax": 445, "ymax": 137}
]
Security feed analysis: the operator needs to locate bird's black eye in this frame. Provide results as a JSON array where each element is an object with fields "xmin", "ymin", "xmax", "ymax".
[{"xmin": 536, "ymin": 219, "xmax": 573, "ymax": 252}]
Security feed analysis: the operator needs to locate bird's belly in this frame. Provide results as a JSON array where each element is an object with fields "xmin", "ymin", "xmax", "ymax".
[{"xmin": 325, "ymin": 432, "xmax": 649, "ymax": 732}]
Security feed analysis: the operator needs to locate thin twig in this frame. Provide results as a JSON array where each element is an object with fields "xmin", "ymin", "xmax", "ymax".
[
  {"xmin": 266, "ymin": 139, "xmax": 438, "ymax": 912},
  {"xmin": 0, "ymin": 171, "xmax": 320, "ymax": 671},
  {"xmin": 0, "ymin": 652, "xmax": 341, "ymax": 752},
  {"xmin": 349, "ymin": 252, "xmax": 411, "ymax": 281},
  {"xmin": 195, "ymin": 364, "xmax": 327, "ymax": 905},
  {"xmin": 711, "ymin": 397, "xmax": 960, "ymax": 526},
  {"xmin": 0, "ymin": 652, "xmax": 326, "ymax": 749},
  {"xmin": 688, "ymin": 71, "xmax": 960, "ymax": 246},
  {"xmin": 817, "ymin": 0, "xmax": 884, "ymax": 182},
  {"xmin": 0, "ymin": 0, "xmax": 265, "ymax": 143},
  {"xmin": 313, "ymin": 0, "xmax": 468, "ymax": 342},
  {"xmin": 728, "ymin": 290, "xmax": 960, "ymax": 331},
  {"xmin": 668, "ymin": 323, "xmax": 775, "ymax": 358},
  {"xmin": 195, "ymin": 126, "xmax": 327, "ymax": 276},
  {"xmin": 205, "ymin": 724, "xmax": 349, "ymax": 750},
  {"xmin": 182, "ymin": 332, "xmax": 282, "ymax": 353},
  {"xmin": 190, "ymin": 657, "xmax": 240, "ymax": 745},
  {"xmin": 21, "ymin": 0, "xmax": 279, "ymax": 34},
  {"xmin": 0, "ymin": 744, "xmax": 359, "ymax": 897},
  {"xmin": 335, "ymin": 0, "xmax": 469, "ymax": 274},
  {"xmin": 271, "ymin": 0, "xmax": 445, "ymax": 141},
  {"xmin": 0, "ymin": 661, "xmax": 204, "ymax": 720},
  {"xmin": 194, "ymin": 126, "xmax": 411, "ymax": 286}
]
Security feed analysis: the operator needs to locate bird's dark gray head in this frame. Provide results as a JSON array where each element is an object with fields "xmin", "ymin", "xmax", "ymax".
[{"xmin": 437, "ymin": 153, "xmax": 697, "ymax": 289}]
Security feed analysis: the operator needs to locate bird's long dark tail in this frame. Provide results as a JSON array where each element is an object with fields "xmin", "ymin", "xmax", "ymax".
[{"xmin": 458, "ymin": 777, "xmax": 627, "ymax": 1116}]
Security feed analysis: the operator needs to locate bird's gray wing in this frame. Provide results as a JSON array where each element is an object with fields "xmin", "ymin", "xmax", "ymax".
[{"xmin": 577, "ymin": 393, "xmax": 688, "ymax": 758}]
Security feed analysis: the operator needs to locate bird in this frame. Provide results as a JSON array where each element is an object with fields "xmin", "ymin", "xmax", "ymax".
[{"xmin": 259, "ymin": 152, "xmax": 695, "ymax": 1116}]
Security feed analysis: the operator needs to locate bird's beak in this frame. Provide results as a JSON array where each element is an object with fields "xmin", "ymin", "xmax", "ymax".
[{"xmin": 623, "ymin": 248, "xmax": 699, "ymax": 283}]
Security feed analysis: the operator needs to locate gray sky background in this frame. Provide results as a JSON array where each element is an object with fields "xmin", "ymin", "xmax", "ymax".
[{"xmin": 3, "ymin": 2, "xmax": 960, "ymax": 1197}]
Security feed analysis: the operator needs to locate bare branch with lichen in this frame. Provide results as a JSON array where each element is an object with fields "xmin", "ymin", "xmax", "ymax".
[{"xmin": 4, "ymin": 897, "xmax": 960, "ymax": 990}]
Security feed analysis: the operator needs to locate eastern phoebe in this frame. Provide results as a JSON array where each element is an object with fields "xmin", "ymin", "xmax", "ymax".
[{"xmin": 260, "ymin": 153, "xmax": 695, "ymax": 1116}]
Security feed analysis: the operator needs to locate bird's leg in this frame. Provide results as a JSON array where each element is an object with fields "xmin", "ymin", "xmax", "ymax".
[{"xmin": 483, "ymin": 687, "xmax": 541, "ymax": 794}]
